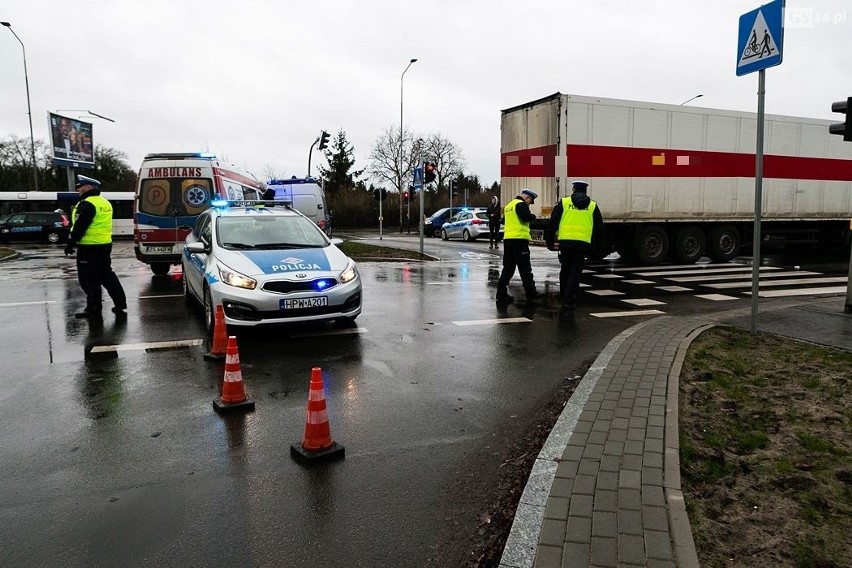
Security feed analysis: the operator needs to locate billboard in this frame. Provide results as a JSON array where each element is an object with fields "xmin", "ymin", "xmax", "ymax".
[{"xmin": 48, "ymin": 112, "xmax": 95, "ymax": 169}]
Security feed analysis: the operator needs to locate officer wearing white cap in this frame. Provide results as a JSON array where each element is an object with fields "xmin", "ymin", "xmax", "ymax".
[
  {"xmin": 65, "ymin": 175, "xmax": 127, "ymax": 319},
  {"xmin": 496, "ymin": 188, "xmax": 544, "ymax": 303},
  {"xmin": 546, "ymin": 180, "xmax": 604, "ymax": 312}
]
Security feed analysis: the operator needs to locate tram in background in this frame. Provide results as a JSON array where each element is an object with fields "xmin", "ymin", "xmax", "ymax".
[{"xmin": 0, "ymin": 191, "xmax": 135, "ymax": 237}]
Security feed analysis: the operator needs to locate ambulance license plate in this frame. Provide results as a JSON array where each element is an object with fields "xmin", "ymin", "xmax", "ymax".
[
  {"xmin": 145, "ymin": 245, "xmax": 173, "ymax": 254},
  {"xmin": 281, "ymin": 297, "xmax": 328, "ymax": 310}
]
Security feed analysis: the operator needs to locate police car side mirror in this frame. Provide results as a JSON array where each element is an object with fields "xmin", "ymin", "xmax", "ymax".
[{"xmin": 186, "ymin": 242, "xmax": 207, "ymax": 254}]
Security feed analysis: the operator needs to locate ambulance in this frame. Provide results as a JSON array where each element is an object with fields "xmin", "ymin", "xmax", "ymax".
[{"xmin": 133, "ymin": 152, "xmax": 265, "ymax": 275}]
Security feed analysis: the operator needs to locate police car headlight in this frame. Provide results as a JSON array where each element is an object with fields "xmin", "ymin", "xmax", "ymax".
[
  {"xmin": 219, "ymin": 265, "xmax": 257, "ymax": 290},
  {"xmin": 339, "ymin": 261, "xmax": 358, "ymax": 284}
]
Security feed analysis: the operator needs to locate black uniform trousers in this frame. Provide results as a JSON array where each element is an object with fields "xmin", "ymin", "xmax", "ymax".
[
  {"xmin": 488, "ymin": 221, "xmax": 500, "ymax": 245},
  {"xmin": 76, "ymin": 243, "xmax": 127, "ymax": 313},
  {"xmin": 497, "ymin": 239, "xmax": 535, "ymax": 295},
  {"xmin": 558, "ymin": 241, "xmax": 589, "ymax": 307}
]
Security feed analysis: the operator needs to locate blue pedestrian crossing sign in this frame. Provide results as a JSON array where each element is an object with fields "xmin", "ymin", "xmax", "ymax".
[
  {"xmin": 413, "ymin": 165, "xmax": 423, "ymax": 189},
  {"xmin": 737, "ymin": 0, "xmax": 785, "ymax": 76}
]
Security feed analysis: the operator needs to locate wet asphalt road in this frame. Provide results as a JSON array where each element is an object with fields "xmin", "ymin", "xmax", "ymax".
[
  {"xmin": 1, "ymin": 236, "xmax": 847, "ymax": 567},
  {"xmin": 0, "ymin": 239, "xmax": 634, "ymax": 567}
]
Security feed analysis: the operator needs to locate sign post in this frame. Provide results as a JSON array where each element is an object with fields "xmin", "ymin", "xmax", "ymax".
[
  {"xmin": 736, "ymin": 0, "xmax": 785, "ymax": 333},
  {"xmin": 413, "ymin": 161, "xmax": 424, "ymax": 255}
]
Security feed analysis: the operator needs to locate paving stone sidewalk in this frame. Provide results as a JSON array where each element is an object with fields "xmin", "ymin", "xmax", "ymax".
[{"xmin": 500, "ymin": 316, "xmax": 710, "ymax": 568}]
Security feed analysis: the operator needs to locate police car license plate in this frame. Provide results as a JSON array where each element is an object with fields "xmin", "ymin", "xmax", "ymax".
[
  {"xmin": 145, "ymin": 245, "xmax": 173, "ymax": 253},
  {"xmin": 281, "ymin": 297, "xmax": 328, "ymax": 310}
]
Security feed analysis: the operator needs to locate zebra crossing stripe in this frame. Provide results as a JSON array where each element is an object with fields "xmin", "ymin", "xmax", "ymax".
[
  {"xmin": 591, "ymin": 309, "xmax": 665, "ymax": 318},
  {"xmin": 747, "ymin": 286, "xmax": 848, "ymax": 298},
  {"xmin": 707, "ymin": 276, "xmax": 847, "ymax": 289},
  {"xmin": 669, "ymin": 270, "xmax": 820, "ymax": 283}
]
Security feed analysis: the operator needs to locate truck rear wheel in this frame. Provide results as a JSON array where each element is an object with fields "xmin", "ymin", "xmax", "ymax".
[
  {"xmin": 672, "ymin": 226, "xmax": 706, "ymax": 264},
  {"xmin": 708, "ymin": 225, "xmax": 740, "ymax": 262},
  {"xmin": 635, "ymin": 225, "xmax": 669, "ymax": 265}
]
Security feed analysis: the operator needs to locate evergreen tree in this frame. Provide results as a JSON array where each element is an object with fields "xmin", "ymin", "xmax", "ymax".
[{"xmin": 318, "ymin": 129, "xmax": 363, "ymax": 193}]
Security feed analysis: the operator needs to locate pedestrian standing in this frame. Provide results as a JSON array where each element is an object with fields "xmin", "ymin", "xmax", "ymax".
[
  {"xmin": 64, "ymin": 175, "xmax": 128, "ymax": 319},
  {"xmin": 496, "ymin": 189, "xmax": 544, "ymax": 303},
  {"xmin": 546, "ymin": 180, "xmax": 603, "ymax": 312},
  {"xmin": 486, "ymin": 195, "xmax": 501, "ymax": 249}
]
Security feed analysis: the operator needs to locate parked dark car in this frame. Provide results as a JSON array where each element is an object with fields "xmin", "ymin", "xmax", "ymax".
[{"xmin": 0, "ymin": 211, "xmax": 70, "ymax": 244}]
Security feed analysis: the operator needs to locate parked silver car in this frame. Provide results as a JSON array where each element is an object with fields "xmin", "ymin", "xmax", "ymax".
[{"xmin": 440, "ymin": 209, "xmax": 503, "ymax": 242}]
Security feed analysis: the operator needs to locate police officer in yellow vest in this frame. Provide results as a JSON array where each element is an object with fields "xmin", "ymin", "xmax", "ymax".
[
  {"xmin": 496, "ymin": 189, "xmax": 544, "ymax": 303},
  {"xmin": 546, "ymin": 180, "xmax": 604, "ymax": 312},
  {"xmin": 64, "ymin": 175, "xmax": 127, "ymax": 319}
]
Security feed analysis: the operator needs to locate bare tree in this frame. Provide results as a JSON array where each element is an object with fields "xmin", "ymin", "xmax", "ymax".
[
  {"xmin": 422, "ymin": 133, "xmax": 466, "ymax": 191},
  {"xmin": 367, "ymin": 127, "xmax": 466, "ymax": 194},
  {"xmin": 367, "ymin": 125, "xmax": 419, "ymax": 193}
]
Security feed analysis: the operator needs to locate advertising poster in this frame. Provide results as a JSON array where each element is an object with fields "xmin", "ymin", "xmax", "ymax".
[{"xmin": 48, "ymin": 112, "xmax": 94, "ymax": 168}]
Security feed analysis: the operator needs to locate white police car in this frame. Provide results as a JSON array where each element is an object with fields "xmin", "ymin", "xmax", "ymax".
[{"xmin": 182, "ymin": 200, "xmax": 361, "ymax": 330}]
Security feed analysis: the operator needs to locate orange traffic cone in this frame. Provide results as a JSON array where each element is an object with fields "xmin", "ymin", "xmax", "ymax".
[
  {"xmin": 213, "ymin": 336, "xmax": 255, "ymax": 413},
  {"xmin": 204, "ymin": 304, "xmax": 228, "ymax": 361},
  {"xmin": 290, "ymin": 367, "xmax": 345, "ymax": 464}
]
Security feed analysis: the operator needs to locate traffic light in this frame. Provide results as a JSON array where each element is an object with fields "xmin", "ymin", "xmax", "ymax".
[
  {"xmin": 449, "ymin": 179, "xmax": 458, "ymax": 197},
  {"xmin": 372, "ymin": 188, "xmax": 388, "ymax": 201},
  {"xmin": 318, "ymin": 130, "xmax": 330, "ymax": 150},
  {"xmin": 829, "ymin": 97, "xmax": 852, "ymax": 142},
  {"xmin": 424, "ymin": 162, "xmax": 437, "ymax": 184},
  {"xmin": 403, "ymin": 190, "xmax": 409, "ymax": 203}
]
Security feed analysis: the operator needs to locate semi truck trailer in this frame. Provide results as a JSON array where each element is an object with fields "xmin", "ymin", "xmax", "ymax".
[{"xmin": 500, "ymin": 93, "xmax": 852, "ymax": 264}]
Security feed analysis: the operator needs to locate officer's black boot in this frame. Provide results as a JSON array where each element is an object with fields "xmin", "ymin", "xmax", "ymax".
[{"xmin": 495, "ymin": 287, "xmax": 514, "ymax": 303}]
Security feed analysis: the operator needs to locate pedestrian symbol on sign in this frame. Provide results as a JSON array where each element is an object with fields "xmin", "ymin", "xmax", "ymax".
[{"xmin": 738, "ymin": 9, "xmax": 779, "ymax": 66}]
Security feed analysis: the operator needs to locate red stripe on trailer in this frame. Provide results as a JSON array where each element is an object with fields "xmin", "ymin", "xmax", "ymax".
[
  {"xmin": 500, "ymin": 144, "xmax": 558, "ymax": 178},
  {"xmin": 501, "ymin": 144, "xmax": 852, "ymax": 181}
]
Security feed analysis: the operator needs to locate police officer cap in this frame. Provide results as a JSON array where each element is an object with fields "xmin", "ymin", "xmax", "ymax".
[
  {"xmin": 572, "ymin": 180, "xmax": 589, "ymax": 192},
  {"xmin": 75, "ymin": 175, "xmax": 101, "ymax": 188},
  {"xmin": 520, "ymin": 189, "xmax": 538, "ymax": 203}
]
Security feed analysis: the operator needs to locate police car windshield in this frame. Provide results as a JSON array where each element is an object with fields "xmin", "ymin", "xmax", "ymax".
[{"xmin": 217, "ymin": 215, "xmax": 327, "ymax": 249}]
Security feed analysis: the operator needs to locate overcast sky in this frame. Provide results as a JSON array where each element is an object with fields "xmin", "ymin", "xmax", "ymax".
[{"xmin": 2, "ymin": 0, "xmax": 850, "ymax": 188}]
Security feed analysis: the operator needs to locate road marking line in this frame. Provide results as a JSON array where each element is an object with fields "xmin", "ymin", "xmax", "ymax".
[
  {"xmin": 138, "ymin": 294, "xmax": 184, "ymax": 299},
  {"xmin": 623, "ymin": 279, "xmax": 655, "ymax": 285},
  {"xmin": 587, "ymin": 290, "xmax": 625, "ymax": 296},
  {"xmin": 90, "ymin": 339, "xmax": 204, "ymax": 353},
  {"xmin": 668, "ymin": 270, "xmax": 820, "ymax": 283},
  {"xmin": 656, "ymin": 286, "xmax": 691, "ymax": 292},
  {"xmin": 591, "ymin": 309, "xmax": 665, "ymax": 318},
  {"xmin": 747, "ymin": 286, "xmax": 848, "ymax": 298},
  {"xmin": 695, "ymin": 293, "xmax": 739, "ymax": 301},
  {"xmin": 622, "ymin": 298, "xmax": 666, "ymax": 306},
  {"xmin": 635, "ymin": 266, "xmax": 780, "ymax": 277},
  {"xmin": 707, "ymin": 276, "xmax": 847, "ymax": 289},
  {"xmin": 600, "ymin": 262, "xmax": 732, "ymax": 272},
  {"xmin": 452, "ymin": 317, "xmax": 532, "ymax": 326},
  {"xmin": 593, "ymin": 274, "xmax": 623, "ymax": 279},
  {"xmin": 290, "ymin": 327, "xmax": 369, "ymax": 337},
  {"xmin": 0, "ymin": 300, "xmax": 58, "ymax": 308}
]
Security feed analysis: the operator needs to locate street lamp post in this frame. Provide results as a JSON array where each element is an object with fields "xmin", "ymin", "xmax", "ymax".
[
  {"xmin": 399, "ymin": 58, "xmax": 417, "ymax": 234},
  {"xmin": 2, "ymin": 22, "xmax": 38, "ymax": 191},
  {"xmin": 679, "ymin": 94, "xmax": 704, "ymax": 106}
]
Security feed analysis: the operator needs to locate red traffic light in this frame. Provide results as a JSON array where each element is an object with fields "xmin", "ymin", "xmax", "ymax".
[
  {"xmin": 403, "ymin": 191, "xmax": 410, "ymax": 201},
  {"xmin": 424, "ymin": 162, "xmax": 437, "ymax": 183}
]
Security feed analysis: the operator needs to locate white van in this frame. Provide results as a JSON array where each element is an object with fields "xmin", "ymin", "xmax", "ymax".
[{"xmin": 265, "ymin": 177, "xmax": 331, "ymax": 236}]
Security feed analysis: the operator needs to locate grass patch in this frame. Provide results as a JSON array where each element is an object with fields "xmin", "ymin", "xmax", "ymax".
[
  {"xmin": 680, "ymin": 326, "xmax": 852, "ymax": 567},
  {"xmin": 337, "ymin": 240, "xmax": 431, "ymax": 261}
]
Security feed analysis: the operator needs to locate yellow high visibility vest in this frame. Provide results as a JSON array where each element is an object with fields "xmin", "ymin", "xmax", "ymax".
[
  {"xmin": 503, "ymin": 198, "xmax": 531, "ymax": 240},
  {"xmin": 557, "ymin": 197, "xmax": 596, "ymax": 243},
  {"xmin": 72, "ymin": 195, "xmax": 113, "ymax": 244}
]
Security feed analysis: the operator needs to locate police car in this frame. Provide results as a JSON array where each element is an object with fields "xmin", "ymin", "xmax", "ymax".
[{"xmin": 182, "ymin": 200, "xmax": 361, "ymax": 330}]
